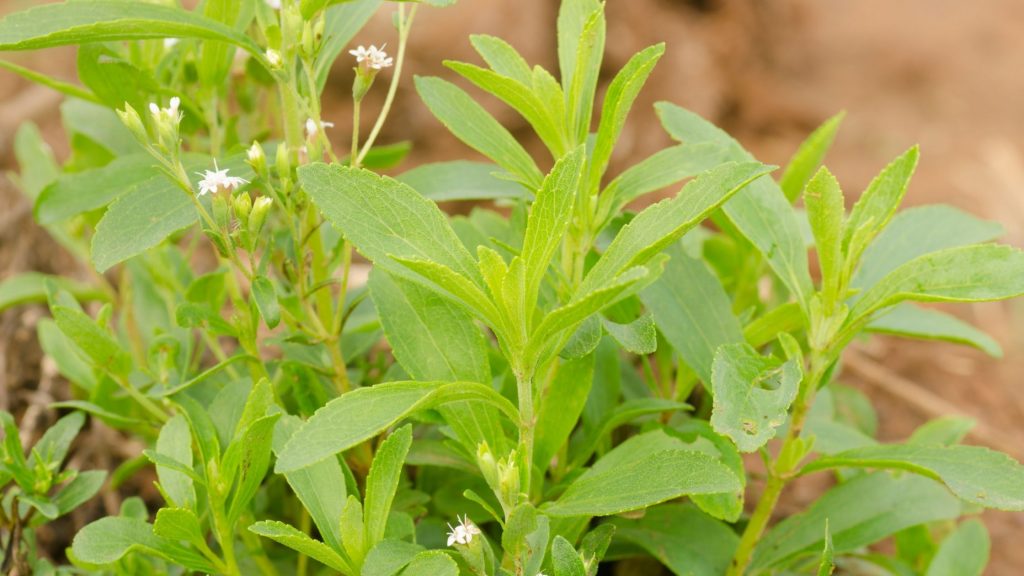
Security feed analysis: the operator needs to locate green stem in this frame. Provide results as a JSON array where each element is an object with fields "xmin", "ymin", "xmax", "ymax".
[
  {"xmin": 113, "ymin": 373, "xmax": 168, "ymax": 424},
  {"xmin": 515, "ymin": 369, "xmax": 536, "ymax": 497},
  {"xmin": 213, "ymin": 507, "xmax": 241, "ymax": 576},
  {"xmin": 355, "ymin": 4, "xmax": 417, "ymax": 165},
  {"xmin": 727, "ymin": 351, "xmax": 830, "ymax": 576},
  {"xmin": 351, "ymin": 99, "xmax": 361, "ymax": 168}
]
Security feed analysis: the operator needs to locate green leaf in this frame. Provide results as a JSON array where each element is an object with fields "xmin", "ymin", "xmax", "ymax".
[
  {"xmin": 641, "ymin": 243, "xmax": 743, "ymax": 384},
  {"xmin": 299, "ymin": 163, "xmax": 480, "ymax": 283},
  {"xmin": 362, "ymin": 540, "xmax": 424, "ymax": 576},
  {"xmin": 76, "ymin": 44, "xmax": 158, "ymax": 113},
  {"xmin": 0, "ymin": 273, "xmax": 106, "ymax": 313},
  {"xmin": 544, "ymin": 430, "xmax": 739, "ymax": 517},
  {"xmin": 556, "ymin": 0, "xmax": 601, "ymax": 98},
  {"xmin": 50, "ymin": 470, "xmax": 106, "ymax": 518},
  {"xmin": 925, "ymin": 519, "xmax": 989, "ymax": 576},
  {"xmin": 535, "ymin": 355, "xmax": 595, "ymax": 472},
  {"xmin": 847, "ymin": 245, "xmax": 1024, "ymax": 327},
  {"xmin": 154, "ymin": 415, "xmax": 195, "ymax": 509},
  {"xmin": 581, "ymin": 161, "xmax": 774, "ymax": 295},
  {"xmin": 396, "ymin": 161, "xmax": 528, "ymax": 202},
  {"xmin": 399, "ymin": 550, "xmax": 459, "ymax": 576},
  {"xmin": 804, "ymin": 167, "xmax": 845, "ymax": 303},
  {"xmin": 521, "ymin": 147, "xmax": 585, "ymax": 310},
  {"xmin": 710, "ymin": 343, "xmax": 802, "ymax": 452},
  {"xmin": 908, "ymin": 416, "xmax": 975, "ymax": 447},
  {"xmin": 609, "ymin": 504, "xmax": 738, "ymax": 576},
  {"xmin": 197, "ymin": 0, "xmax": 253, "ymax": 87},
  {"xmin": 552, "ymin": 536, "xmax": 586, "ymax": 576},
  {"xmin": 588, "ymin": 43, "xmax": 665, "ymax": 189},
  {"xmin": 251, "ymin": 275, "xmax": 281, "ymax": 329},
  {"xmin": 559, "ymin": 0, "xmax": 604, "ymax": 143},
  {"xmin": 866, "ymin": 303, "xmax": 1002, "ymax": 357},
  {"xmin": 315, "ymin": 0, "xmax": 382, "ymax": 92},
  {"xmin": 28, "ymin": 410, "xmax": 84, "ymax": 468},
  {"xmin": 578, "ymin": 524, "xmax": 614, "ymax": 576},
  {"xmin": 12, "ymin": 121, "xmax": 60, "ymax": 202},
  {"xmin": 91, "ymin": 154, "xmax": 252, "ymax": 272},
  {"xmin": 0, "ymin": 0, "xmax": 262, "ymax": 55},
  {"xmin": 273, "ymin": 415, "xmax": 348, "ymax": 555},
  {"xmin": 601, "ymin": 314, "xmax": 656, "ymax": 355},
  {"xmin": 817, "ymin": 520, "xmax": 835, "ymax": 576},
  {"xmin": 445, "ymin": 60, "xmax": 566, "ymax": 156},
  {"xmin": 70, "ymin": 516, "xmax": 216, "ymax": 572},
  {"xmin": 531, "ymin": 265, "xmax": 654, "ymax": 357},
  {"xmin": 50, "ymin": 302, "xmax": 130, "ymax": 375},
  {"xmin": 752, "ymin": 472, "xmax": 961, "ymax": 571},
  {"xmin": 62, "ymin": 98, "xmax": 141, "ymax": 157},
  {"xmin": 341, "ymin": 496, "xmax": 366, "ymax": 564},
  {"xmin": 469, "ymin": 34, "xmax": 531, "ymax": 84},
  {"xmin": 31, "ymin": 151, "xmax": 149, "ymax": 220},
  {"xmin": 415, "ymin": 76, "xmax": 543, "ymax": 188},
  {"xmin": 569, "ymin": 397, "xmax": 690, "ymax": 469},
  {"xmin": 249, "ymin": 520, "xmax": 353, "ymax": 574},
  {"xmin": 368, "ymin": 268, "xmax": 508, "ymax": 454},
  {"xmin": 224, "ymin": 414, "xmax": 281, "ymax": 522},
  {"xmin": 780, "ymin": 112, "xmax": 844, "ymax": 202},
  {"xmin": 656, "ymin": 102, "xmax": 814, "ymax": 308},
  {"xmin": 152, "ymin": 508, "xmax": 204, "ymax": 549},
  {"xmin": 601, "ymin": 142, "xmax": 734, "ymax": 214},
  {"xmin": 276, "ymin": 381, "xmax": 517, "ymax": 473},
  {"xmin": 364, "ymin": 426, "xmax": 413, "ymax": 548},
  {"xmin": 842, "ymin": 146, "xmax": 920, "ymax": 266},
  {"xmin": 391, "ymin": 256, "xmax": 502, "ymax": 329},
  {"xmin": 801, "ymin": 443, "xmax": 1024, "ymax": 510},
  {"xmin": 852, "ymin": 204, "xmax": 1005, "ymax": 293}
]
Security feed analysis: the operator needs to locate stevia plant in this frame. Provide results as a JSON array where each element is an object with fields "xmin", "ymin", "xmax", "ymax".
[{"xmin": 0, "ymin": 0, "xmax": 1022, "ymax": 574}]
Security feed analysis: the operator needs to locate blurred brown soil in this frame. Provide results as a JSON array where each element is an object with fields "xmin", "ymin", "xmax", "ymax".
[{"xmin": 3, "ymin": 0, "xmax": 1024, "ymax": 572}]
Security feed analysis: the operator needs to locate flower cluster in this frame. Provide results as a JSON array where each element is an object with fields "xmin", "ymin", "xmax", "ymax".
[
  {"xmin": 149, "ymin": 97, "xmax": 182, "ymax": 125},
  {"xmin": 350, "ymin": 44, "xmax": 393, "ymax": 70},
  {"xmin": 197, "ymin": 161, "xmax": 248, "ymax": 196},
  {"xmin": 446, "ymin": 515, "xmax": 481, "ymax": 547}
]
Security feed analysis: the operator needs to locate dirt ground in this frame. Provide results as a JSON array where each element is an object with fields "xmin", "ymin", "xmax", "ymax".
[{"xmin": 2, "ymin": 0, "xmax": 1023, "ymax": 572}]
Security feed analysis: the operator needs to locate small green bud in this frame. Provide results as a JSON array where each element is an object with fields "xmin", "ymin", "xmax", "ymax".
[
  {"xmin": 249, "ymin": 196, "xmax": 273, "ymax": 236},
  {"xmin": 117, "ymin": 103, "xmax": 148, "ymax": 144},
  {"xmin": 212, "ymin": 194, "xmax": 231, "ymax": 230},
  {"xmin": 275, "ymin": 143, "xmax": 291, "ymax": 179},
  {"xmin": 233, "ymin": 191, "xmax": 253, "ymax": 227},
  {"xmin": 352, "ymin": 71, "xmax": 375, "ymax": 103},
  {"xmin": 247, "ymin": 141, "xmax": 267, "ymax": 175},
  {"xmin": 301, "ymin": 21, "xmax": 316, "ymax": 57}
]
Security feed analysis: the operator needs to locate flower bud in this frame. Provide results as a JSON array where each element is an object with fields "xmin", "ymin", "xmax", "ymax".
[
  {"xmin": 117, "ymin": 103, "xmax": 149, "ymax": 144},
  {"xmin": 275, "ymin": 143, "xmax": 292, "ymax": 179},
  {"xmin": 301, "ymin": 21, "xmax": 316, "ymax": 57},
  {"xmin": 249, "ymin": 196, "xmax": 273, "ymax": 236},
  {"xmin": 247, "ymin": 141, "xmax": 267, "ymax": 174},
  {"xmin": 265, "ymin": 49, "xmax": 283, "ymax": 70},
  {"xmin": 233, "ymin": 191, "xmax": 253, "ymax": 227},
  {"xmin": 212, "ymin": 194, "xmax": 231, "ymax": 230}
]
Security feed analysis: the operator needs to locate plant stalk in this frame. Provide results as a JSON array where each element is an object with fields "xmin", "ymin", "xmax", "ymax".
[
  {"xmin": 515, "ymin": 369, "xmax": 536, "ymax": 496},
  {"xmin": 727, "ymin": 351, "xmax": 831, "ymax": 575}
]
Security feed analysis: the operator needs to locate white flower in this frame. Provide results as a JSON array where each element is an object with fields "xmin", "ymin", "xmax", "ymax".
[
  {"xmin": 265, "ymin": 0, "xmax": 281, "ymax": 9},
  {"xmin": 349, "ymin": 44, "xmax": 393, "ymax": 70},
  {"xmin": 446, "ymin": 515, "xmax": 481, "ymax": 547},
  {"xmin": 197, "ymin": 161, "xmax": 248, "ymax": 196},
  {"xmin": 305, "ymin": 118, "xmax": 335, "ymax": 139},
  {"xmin": 164, "ymin": 38, "xmax": 179, "ymax": 49},
  {"xmin": 265, "ymin": 49, "xmax": 282, "ymax": 68},
  {"xmin": 149, "ymin": 97, "xmax": 182, "ymax": 123}
]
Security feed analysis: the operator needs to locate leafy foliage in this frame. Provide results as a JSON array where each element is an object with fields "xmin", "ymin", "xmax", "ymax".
[{"xmin": 0, "ymin": 0, "xmax": 1022, "ymax": 575}]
